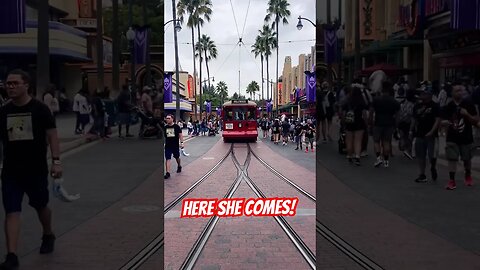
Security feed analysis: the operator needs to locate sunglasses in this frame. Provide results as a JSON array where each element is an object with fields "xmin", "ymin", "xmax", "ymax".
[{"xmin": 6, "ymin": 81, "xmax": 24, "ymax": 88}]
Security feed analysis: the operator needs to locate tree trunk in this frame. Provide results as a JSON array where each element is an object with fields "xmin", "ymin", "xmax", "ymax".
[
  {"xmin": 275, "ymin": 19, "xmax": 279, "ymax": 115},
  {"xmin": 112, "ymin": 0, "xmax": 120, "ymax": 93},
  {"xmin": 96, "ymin": 0, "xmax": 104, "ymax": 94},
  {"xmin": 191, "ymin": 27, "xmax": 197, "ymax": 119},
  {"xmin": 36, "ymin": 0, "xmax": 49, "ymax": 99},
  {"xmin": 261, "ymin": 54, "xmax": 264, "ymax": 100},
  {"xmin": 354, "ymin": 0, "xmax": 361, "ymax": 77},
  {"xmin": 266, "ymin": 56, "xmax": 270, "ymax": 101},
  {"xmin": 197, "ymin": 25, "xmax": 203, "ymax": 117},
  {"xmin": 205, "ymin": 50, "xmax": 211, "ymax": 90}
]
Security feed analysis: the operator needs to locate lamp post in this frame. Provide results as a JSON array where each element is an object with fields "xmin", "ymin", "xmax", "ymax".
[
  {"xmin": 171, "ymin": 0, "xmax": 182, "ymax": 121},
  {"xmin": 337, "ymin": 25, "xmax": 345, "ymax": 82},
  {"xmin": 296, "ymin": 16, "xmax": 317, "ymax": 30}
]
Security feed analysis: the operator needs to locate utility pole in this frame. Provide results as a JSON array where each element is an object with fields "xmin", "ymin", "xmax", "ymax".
[
  {"xmin": 326, "ymin": 0, "xmax": 332, "ymax": 88},
  {"xmin": 36, "ymin": 0, "xmax": 49, "ymax": 99},
  {"xmin": 96, "ymin": 0, "xmax": 104, "ymax": 93}
]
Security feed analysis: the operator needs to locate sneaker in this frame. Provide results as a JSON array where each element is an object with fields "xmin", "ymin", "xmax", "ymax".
[
  {"xmin": 305, "ymin": 149, "xmax": 308, "ymax": 153},
  {"xmin": 360, "ymin": 151, "xmax": 369, "ymax": 158},
  {"xmin": 354, "ymin": 158, "xmax": 361, "ymax": 166},
  {"xmin": 40, "ymin": 234, "xmax": 55, "ymax": 254},
  {"xmin": 431, "ymin": 168, "xmax": 438, "ymax": 182},
  {"xmin": 177, "ymin": 166, "xmax": 182, "ymax": 173},
  {"xmin": 374, "ymin": 157, "xmax": 383, "ymax": 167},
  {"xmin": 403, "ymin": 151, "xmax": 413, "ymax": 160},
  {"xmin": 0, "ymin": 253, "xmax": 19, "ymax": 270},
  {"xmin": 445, "ymin": 180, "xmax": 456, "ymax": 190},
  {"xmin": 415, "ymin": 175, "xmax": 428, "ymax": 183},
  {"xmin": 465, "ymin": 176, "xmax": 474, "ymax": 187},
  {"xmin": 164, "ymin": 172, "xmax": 171, "ymax": 179},
  {"xmin": 295, "ymin": 147, "xmax": 299, "ymax": 150},
  {"xmin": 383, "ymin": 160, "xmax": 389, "ymax": 168}
]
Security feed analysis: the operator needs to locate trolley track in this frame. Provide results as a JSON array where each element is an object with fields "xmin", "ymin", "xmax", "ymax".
[
  {"xmin": 120, "ymin": 144, "xmax": 233, "ymax": 270},
  {"xmin": 179, "ymin": 143, "xmax": 316, "ymax": 269}
]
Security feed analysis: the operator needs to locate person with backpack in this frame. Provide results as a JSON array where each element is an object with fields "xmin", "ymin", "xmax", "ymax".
[
  {"xmin": 260, "ymin": 115, "xmax": 269, "ymax": 138},
  {"xmin": 116, "ymin": 85, "xmax": 134, "ymax": 138},
  {"xmin": 352, "ymin": 80, "xmax": 373, "ymax": 157},
  {"xmin": 398, "ymin": 89, "xmax": 416, "ymax": 160},
  {"xmin": 341, "ymin": 85, "xmax": 368, "ymax": 165}
]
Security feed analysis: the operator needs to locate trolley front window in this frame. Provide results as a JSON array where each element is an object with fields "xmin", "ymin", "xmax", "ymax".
[{"xmin": 223, "ymin": 107, "xmax": 256, "ymax": 121}]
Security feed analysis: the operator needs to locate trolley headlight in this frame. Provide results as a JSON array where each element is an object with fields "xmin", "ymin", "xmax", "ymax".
[{"xmin": 239, "ymin": 123, "xmax": 242, "ymax": 128}]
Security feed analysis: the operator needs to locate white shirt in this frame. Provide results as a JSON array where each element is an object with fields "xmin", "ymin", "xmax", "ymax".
[{"xmin": 73, "ymin": 93, "xmax": 90, "ymax": 114}]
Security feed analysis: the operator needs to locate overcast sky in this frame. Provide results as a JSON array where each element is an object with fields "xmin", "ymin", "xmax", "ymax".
[{"xmin": 165, "ymin": 0, "xmax": 315, "ymax": 97}]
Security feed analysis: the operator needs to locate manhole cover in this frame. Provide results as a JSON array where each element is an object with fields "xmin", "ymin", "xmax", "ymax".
[{"xmin": 122, "ymin": 205, "xmax": 161, "ymax": 213}]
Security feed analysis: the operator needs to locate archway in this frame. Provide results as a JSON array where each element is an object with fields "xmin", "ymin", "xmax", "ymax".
[{"xmin": 135, "ymin": 64, "xmax": 164, "ymax": 90}]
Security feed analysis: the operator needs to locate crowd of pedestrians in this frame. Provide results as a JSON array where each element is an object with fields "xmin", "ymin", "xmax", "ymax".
[
  {"xmin": 259, "ymin": 115, "xmax": 317, "ymax": 153},
  {"xmin": 318, "ymin": 76, "xmax": 480, "ymax": 190}
]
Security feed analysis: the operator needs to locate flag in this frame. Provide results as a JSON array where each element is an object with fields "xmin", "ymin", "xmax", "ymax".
[
  {"xmin": 164, "ymin": 73, "xmax": 173, "ymax": 103},
  {"xmin": 266, "ymin": 100, "xmax": 272, "ymax": 113},
  {"xmin": 451, "ymin": 0, "xmax": 480, "ymax": 30},
  {"xmin": 216, "ymin": 107, "xmax": 221, "ymax": 115},
  {"xmin": 324, "ymin": 26, "xmax": 337, "ymax": 64},
  {"xmin": 0, "ymin": 0, "xmax": 26, "ymax": 34},
  {"xmin": 305, "ymin": 71, "xmax": 316, "ymax": 103},
  {"xmin": 134, "ymin": 27, "xmax": 148, "ymax": 64}
]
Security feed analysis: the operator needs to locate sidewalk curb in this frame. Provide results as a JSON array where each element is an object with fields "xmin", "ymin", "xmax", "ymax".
[{"xmin": 59, "ymin": 126, "xmax": 120, "ymax": 154}]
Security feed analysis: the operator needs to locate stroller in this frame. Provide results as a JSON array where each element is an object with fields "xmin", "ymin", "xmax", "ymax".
[
  {"xmin": 338, "ymin": 124, "xmax": 347, "ymax": 154},
  {"xmin": 134, "ymin": 107, "xmax": 162, "ymax": 139}
]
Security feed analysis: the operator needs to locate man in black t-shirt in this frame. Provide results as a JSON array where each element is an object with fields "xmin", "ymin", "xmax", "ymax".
[
  {"xmin": 369, "ymin": 82, "xmax": 401, "ymax": 168},
  {"xmin": 294, "ymin": 120, "xmax": 304, "ymax": 150},
  {"xmin": 303, "ymin": 120, "xmax": 316, "ymax": 153},
  {"xmin": 441, "ymin": 83, "xmax": 480, "ymax": 190},
  {"xmin": 0, "ymin": 70, "xmax": 61, "ymax": 269},
  {"xmin": 116, "ymin": 85, "xmax": 133, "ymax": 138},
  {"xmin": 410, "ymin": 89, "xmax": 441, "ymax": 183},
  {"xmin": 164, "ymin": 114, "xmax": 184, "ymax": 179},
  {"xmin": 281, "ymin": 120, "xmax": 290, "ymax": 145}
]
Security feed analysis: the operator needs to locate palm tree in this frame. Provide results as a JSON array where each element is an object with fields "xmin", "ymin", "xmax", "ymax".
[
  {"xmin": 216, "ymin": 81, "xmax": 228, "ymax": 105},
  {"xmin": 177, "ymin": 0, "xmax": 212, "ymax": 118},
  {"xmin": 198, "ymin": 34, "xmax": 217, "ymax": 89},
  {"xmin": 246, "ymin": 81, "xmax": 260, "ymax": 100},
  {"xmin": 112, "ymin": 0, "xmax": 120, "ymax": 92},
  {"xmin": 265, "ymin": 0, "xmax": 290, "ymax": 114},
  {"xmin": 251, "ymin": 36, "xmax": 265, "ymax": 101},
  {"xmin": 258, "ymin": 25, "xmax": 276, "ymax": 102}
]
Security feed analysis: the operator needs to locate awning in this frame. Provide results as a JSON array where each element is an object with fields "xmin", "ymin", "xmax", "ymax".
[{"xmin": 343, "ymin": 39, "xmax": 423, "ymax": 59}]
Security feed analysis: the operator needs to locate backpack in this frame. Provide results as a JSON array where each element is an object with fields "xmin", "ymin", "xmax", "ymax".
[
  {"xmin": 399, "ymin": 101, "xmax": 414, "ymax": 123},
  {"xmin": 344, "ymin": 107, "xmax": 355, "ymax": 124}
]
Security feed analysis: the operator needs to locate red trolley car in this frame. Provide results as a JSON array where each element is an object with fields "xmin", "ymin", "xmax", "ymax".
[{"xmin": 221, "ymin": 100, "xmax": 258, "ymax": 142}]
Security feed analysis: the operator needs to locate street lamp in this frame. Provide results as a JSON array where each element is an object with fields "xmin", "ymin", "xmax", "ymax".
[
  {"xmin": 296, "ymin": 16, "xmax": 316, "ymax": 31},
  {"xmin": 164, "ymin": 19, "xmax": 182, "ymax": 32},
  {"xmin": 126, "ymin": 27, "xmax": 136, "ymax": 96}
]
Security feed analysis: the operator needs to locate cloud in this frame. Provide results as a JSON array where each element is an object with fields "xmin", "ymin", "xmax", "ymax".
[{"xmin": 165, "ymin": 0, "xmax": 315, "ymax": 97}]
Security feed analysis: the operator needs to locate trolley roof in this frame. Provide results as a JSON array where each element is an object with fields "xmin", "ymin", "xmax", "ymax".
[{"xmin": 222, "ymin": 100, "xmax": 257, "ymax": 107}]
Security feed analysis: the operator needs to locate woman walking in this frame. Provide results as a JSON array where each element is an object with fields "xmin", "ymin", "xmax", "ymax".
[{"xmin": 340, "ymin": 85, "xmax": 368, "ymax": 166}]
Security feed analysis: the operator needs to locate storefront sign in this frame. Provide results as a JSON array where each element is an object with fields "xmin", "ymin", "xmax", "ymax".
[{"xmin": 78, "ymin": 0, "xmax": 94, "ymax": 18}]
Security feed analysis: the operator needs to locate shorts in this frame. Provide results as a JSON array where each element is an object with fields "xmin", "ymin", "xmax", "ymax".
[
  {"xmin": 117, "ymin": 112, "xmax": 131, "ymax": 125},
  {"xmin": 305, "ymin": 137, "xmax": 314, "ymax": 144},
  {"xmin": 165, "ymin": 147, "xmax": 180, "ymax": 160},
  {"xmin": 414, "ymin": 137, "xmax": 439, "ymax": 160},
  {"xmin": 445, "ymin": 143, "xmax": 475, "ymax": 161},
  {"xmin": 373, "ymin": 126, "xmax": 395, "ymax": 143},
  {"xmin": 282, "ymin": 132, "xmax": 289, "ymax": 137},
  {"xmin": 1, "ymin": 177, "xmax": 49, "ymax": 214}
]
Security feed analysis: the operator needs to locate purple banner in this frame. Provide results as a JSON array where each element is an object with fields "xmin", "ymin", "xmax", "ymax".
[
  {"xmin": 206, "ymin": 101, "xmax": 212, "ymax": 113},
  {"xmin": 164, "ymin": 73, "xmax": 172, "ymax": 103},
  {"xmin": 0, "ymin": 0, "xmax": 26, "ymax": 34},
  {"xmin": 324, "ymin": 27, "xmax": 337, "ymax": 64},
  {"xmin": 305, "ymin": 71, "xmax": 316, "ymax": 103},
  {"xmin": 451, "ymin": 0, "xmax": 480, "ymax": 30},
  {"xmin": 216, "ymin": 107, "xmax": 221, "ymax": 114},
  {"xmin": 134, "ymin": 27, "xmax": 148, "ymax": 64},
  {"xmin": 266, "ymin": 100, "xmax": 272, "ymax": 113}
]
